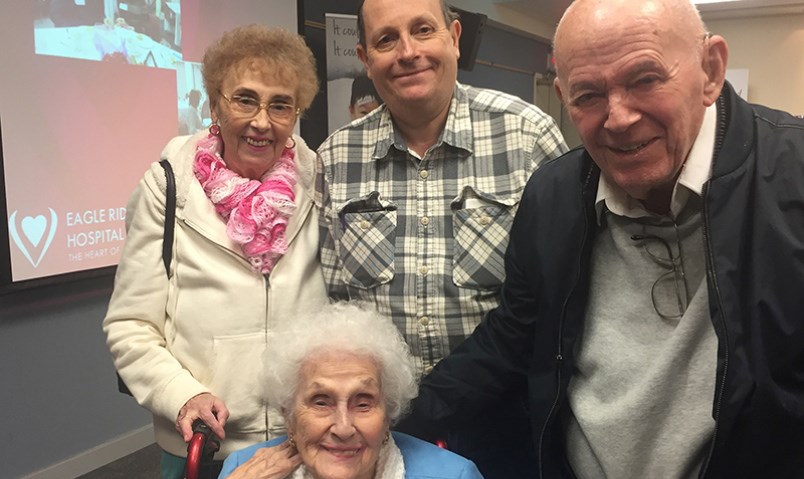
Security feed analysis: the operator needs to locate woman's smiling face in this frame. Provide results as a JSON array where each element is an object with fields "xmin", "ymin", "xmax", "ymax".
[
  {"xmin": 212, "ymin": 58, "xmax": 297, "ymax": 180},
  {"xmin": 289, "ymin": 351, "xmax": 388, "ymax": 479}
]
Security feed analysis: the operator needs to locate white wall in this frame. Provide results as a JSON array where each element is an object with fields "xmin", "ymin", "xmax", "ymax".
[{"xmin": 707, "ymin": 13, "xmax": 804, "ymax": 115}]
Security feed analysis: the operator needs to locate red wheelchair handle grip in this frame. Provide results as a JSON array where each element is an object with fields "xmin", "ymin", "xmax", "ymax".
[
  {"xmin": 184, "ymin": 420, "xmax": 219, "ymax": 479},
  {"xmin": 185, "ymin": 431, "xmax": 206, "ymax": 479}
]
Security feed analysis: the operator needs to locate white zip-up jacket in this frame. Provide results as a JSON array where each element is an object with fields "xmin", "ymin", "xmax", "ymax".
[{"xmin": 103, "ymin": 131, "xmax": 328, "ymax": 458}]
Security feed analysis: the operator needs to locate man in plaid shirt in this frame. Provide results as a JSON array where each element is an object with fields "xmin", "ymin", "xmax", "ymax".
[{"xmin": 315, "ymin": 0, "xmax": 567, "ymax": 476}]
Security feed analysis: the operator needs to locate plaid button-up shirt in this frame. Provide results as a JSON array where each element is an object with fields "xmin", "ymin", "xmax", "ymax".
[{"xmin": 316, "ymin": 83, "xmax": 567, "ymax": 375}]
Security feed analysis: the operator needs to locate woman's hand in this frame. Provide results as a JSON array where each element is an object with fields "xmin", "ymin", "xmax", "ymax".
[
  {"xmin": 175, "ymin": 392, "xmax": 230, "ymax": 442},
  {"xmin": 226, "ymin": 441, "xmax": 301, "ymax": 479}
]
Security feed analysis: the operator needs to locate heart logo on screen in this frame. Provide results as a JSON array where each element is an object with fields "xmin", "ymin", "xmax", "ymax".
[
  {"xmin": 8, "ymin": 209, "xmax": 59, "ymax": 268},
  {"xmin": 21, "ymin": 215, "xmax": 47, "ymax": 247}
]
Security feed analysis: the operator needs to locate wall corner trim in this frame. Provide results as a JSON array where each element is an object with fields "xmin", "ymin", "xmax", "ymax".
[{"xmin": 23, "ymin": 425, "xmax": 154, "ymax": 479}]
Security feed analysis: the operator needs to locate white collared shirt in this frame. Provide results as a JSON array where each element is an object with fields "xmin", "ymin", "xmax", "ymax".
[{"xmin": 594, "ymin": 103, "xmax": 717, "ymax": 221}]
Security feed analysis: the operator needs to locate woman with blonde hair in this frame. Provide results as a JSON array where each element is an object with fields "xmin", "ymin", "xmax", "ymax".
[{"xmin": 104, "ymin": 25, "xmax": 326, "ymax": 478}]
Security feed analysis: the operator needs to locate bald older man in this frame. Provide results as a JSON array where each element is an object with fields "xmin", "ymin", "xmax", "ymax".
[{"xmin": 397, "ymin": 0, "xmax": 804, "ymax": 477}]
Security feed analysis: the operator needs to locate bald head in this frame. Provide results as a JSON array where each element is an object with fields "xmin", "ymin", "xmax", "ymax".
[
  {"xmin": 554, "ymin": 0, "xmax": 706, "ymax": 80},
  {"xmin": 549, "ymin": 0, "xmax": 728, "ymax": 213}
]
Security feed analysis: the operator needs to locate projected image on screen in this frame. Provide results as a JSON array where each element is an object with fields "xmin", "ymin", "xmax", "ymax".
[
  {"xmin": 2, "ymin": 0, "xmax": 296, "ymax": 286},
  {"xmin": 34, "ymin": 1, "xmax": 182, "ymax": 68},
  {"xmin": 176, "ymin": 60, "xmax": 211, "ymax": 134}
]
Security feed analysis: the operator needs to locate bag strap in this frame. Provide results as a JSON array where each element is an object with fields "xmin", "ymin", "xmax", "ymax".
[
  {"xmin": 117, "ymin": 159, "xmax": 177, "ymax": 397},
  {"xmin": 159, "ymin": 158, "xmax": 176, "ymax": 275}
]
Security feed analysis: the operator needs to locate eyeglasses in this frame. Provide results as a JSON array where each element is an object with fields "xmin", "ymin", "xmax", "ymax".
[
  {"xmin": 219, "ymin": 92, "xmax": 299, "ymax": 124},
  {"xmin": 631, "ymin": 232, "xmax": 689, "ymax": 320}
]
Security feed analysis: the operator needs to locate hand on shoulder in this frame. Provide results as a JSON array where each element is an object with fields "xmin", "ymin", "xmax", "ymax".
[{"xmin": 222, "ymin": 441, "xmax": 301, "ymax": 479}]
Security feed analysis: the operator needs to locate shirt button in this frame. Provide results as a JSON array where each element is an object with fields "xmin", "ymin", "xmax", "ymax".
[
  {"xmin": 420, "ymin": 216, "xmax": 430, "ymax": 226},
  {"xmin": 419, "ymin": 170, "xmax": 429, "ymax": 179},
  {"xmin": 424, "ymin": 365, "xmax": 434, "ymax": 375},
  {"xmin": 419, "ymin": 316, "xmax": 430, "ymax": 326},
  {"xmin": 360, "ymin": 220, "xmax": 371, "ymax": 230},
  {"xmin": 418, "ymin": 265, "xmax": 429, "ymax": 275},
  {"xmin": 479, "ymin": 216, "xmax": 491, "ymax": 226}
]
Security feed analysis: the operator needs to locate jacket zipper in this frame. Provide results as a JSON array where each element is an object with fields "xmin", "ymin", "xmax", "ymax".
[
  {"xmin": 698, "ymin": 92, "xmax": 730, "ymax": 479},
  {"xmin": 264, "ymin": 272, "xmax": 271, "ymax": 437},
  {"xmin": 538, "ymin": 165, "xmax": 594, "ymax": 479},
  {"xmin": 538, "ymin": 351, "xmax": 564, "ymax": 479}
]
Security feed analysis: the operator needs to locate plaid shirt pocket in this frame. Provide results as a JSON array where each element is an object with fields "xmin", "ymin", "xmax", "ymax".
[
  {"xmin": 452, "ymin": 204, "xmax": 515, "ymax": 289},
  {"xmin": 336, "ymin": 210, "xmax": 397, "ymax": 289}
]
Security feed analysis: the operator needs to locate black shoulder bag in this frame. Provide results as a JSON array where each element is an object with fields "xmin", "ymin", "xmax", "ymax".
[{"xmin": 117, "ymin": 159, "xmax": 176, "ymax": 396}]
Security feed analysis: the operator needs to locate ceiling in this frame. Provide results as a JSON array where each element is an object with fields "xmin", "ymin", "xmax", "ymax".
[{"xmin": 500, "ymin": 0, "xmax": 804, "ymax": 26}]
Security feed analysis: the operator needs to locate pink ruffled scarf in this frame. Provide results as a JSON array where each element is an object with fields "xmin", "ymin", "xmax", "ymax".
[{"xmin": 193, "ymin": 134, "xmax": 297, "ymax": 274}]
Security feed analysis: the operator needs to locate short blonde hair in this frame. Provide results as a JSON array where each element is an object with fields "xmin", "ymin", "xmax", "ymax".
[{"xmin": 202, "ymin": 25, "xmax": 319, "ymax": 113}]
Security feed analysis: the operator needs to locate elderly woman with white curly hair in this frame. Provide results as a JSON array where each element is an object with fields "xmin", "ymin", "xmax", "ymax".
[{"xmin": 218, "ymin": 302, "xmax": 483, "ymax": 479}]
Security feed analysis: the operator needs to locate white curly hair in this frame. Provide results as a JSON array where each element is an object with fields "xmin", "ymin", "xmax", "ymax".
[{"xmin": 263, "ymin": 302, "xmax": 419, "ymax": 425}]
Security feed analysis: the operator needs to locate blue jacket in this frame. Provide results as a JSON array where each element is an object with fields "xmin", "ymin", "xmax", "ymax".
[
  {"xmin": 218, "ymin": 431, "xmax": 483, "ymax": 478},
  {"xmin": 399, "ymin": 82, "xmax": 804, "ymax": 478}
]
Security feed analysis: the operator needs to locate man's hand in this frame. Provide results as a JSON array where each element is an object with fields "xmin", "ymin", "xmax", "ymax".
[{"xmin": 175, "ymin": 392, "xmax": 230, "ymax": 442}]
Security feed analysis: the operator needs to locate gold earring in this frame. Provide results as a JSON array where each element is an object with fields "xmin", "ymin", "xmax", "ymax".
[
  {"xmin": 382, "ymin": 430, "xmax": 390, "ymax": 445},
  {"xmin": 288, "ymin": 433, "xmax": 296, "ymax": 448}
]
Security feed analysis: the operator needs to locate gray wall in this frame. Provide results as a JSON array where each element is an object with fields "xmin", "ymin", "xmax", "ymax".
[
  {"xmin": 458, "ymin": 20, "xmax": 552, "ymax": 103},
  {"xmin": 0, "ymin": 278, "xmax": 150, "ymax": 479}
]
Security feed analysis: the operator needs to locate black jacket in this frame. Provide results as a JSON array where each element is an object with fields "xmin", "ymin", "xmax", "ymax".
[{"xmin": 401, "ymin": 83, "xmax": 804, "ymax": 478}]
